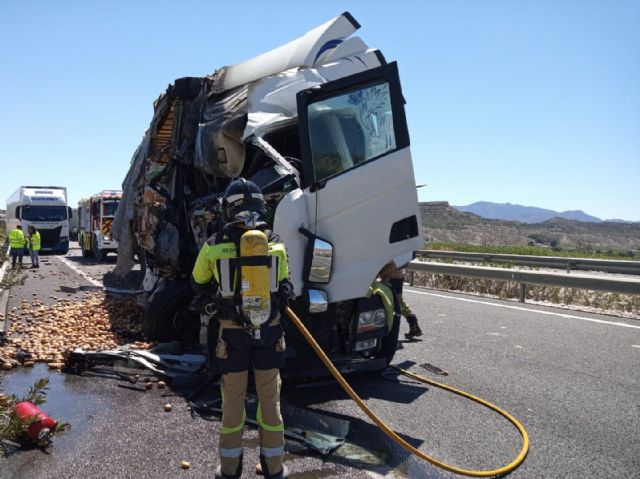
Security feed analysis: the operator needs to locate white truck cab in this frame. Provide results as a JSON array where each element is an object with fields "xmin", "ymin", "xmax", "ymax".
[
  {"xmin": 113, "ymin": 12, "xmax": 423, "ymax": 376},
  {"xmin": 6, "ymin": 186, "xmax": 72, "ymax": 254}
]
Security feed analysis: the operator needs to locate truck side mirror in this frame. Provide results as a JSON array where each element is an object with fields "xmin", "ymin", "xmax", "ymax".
[
  {"xmin": 67, "ymin": 207, "xmax": 73, "ymax": 219},
  {"xmin": 15, "ymin": 206, "xmax": 21, "ymax": 218},
  {"xmin": 308, "ymin": 238, "xmax": 333, "ymax": 284}
]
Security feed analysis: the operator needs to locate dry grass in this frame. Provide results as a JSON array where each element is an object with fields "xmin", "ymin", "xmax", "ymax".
[{"xmin": 410, "ymin": 272, "xmax": 640, "ymax": 320}]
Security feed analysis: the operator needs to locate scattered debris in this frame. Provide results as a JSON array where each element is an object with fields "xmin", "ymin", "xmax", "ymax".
[
  {"xmin": 157, "ymin": 380, "xmax": 166, "ymax": 389},
  {"xmin": 0, "ymin": 292, "xmax": 151, "ymax": 367},
  {"xmin": 164, "ymin": 403, "xmax": 172, "ymax": 412},
  {"xmin": 419, "ymin": 363, "xmax": 449, "ymax": 376},
  {"xmin": 0, "ymin": 378, "xmax": 69, "ymax": 452},
  {"xmin": 180, "ymin": 460, "xmax": 190, "ymax": 469}
]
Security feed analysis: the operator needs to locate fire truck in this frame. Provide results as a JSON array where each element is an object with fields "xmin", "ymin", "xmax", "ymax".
[{"xmin": 78, "ymin": 190, "xmax": 122, "ymax": 261}]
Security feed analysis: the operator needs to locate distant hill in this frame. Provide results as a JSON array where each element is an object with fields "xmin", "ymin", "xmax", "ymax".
[
  {"xmin": 420, "ymin": 202, "xmax": 640, "ymax": 251},
  {"xmin": 454, "ymin": 201, "xmax": 602, "ymax": 224}
]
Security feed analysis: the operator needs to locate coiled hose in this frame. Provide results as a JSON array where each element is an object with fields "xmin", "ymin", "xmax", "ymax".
[{"xmin": 285, "ymin": 306, "xmax": 529, "ymax": 477}]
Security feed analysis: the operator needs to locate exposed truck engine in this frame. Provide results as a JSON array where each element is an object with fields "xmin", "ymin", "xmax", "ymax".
[{"xmin": 112, "ymin": 12, "xmax": 423, "ymax": 377}]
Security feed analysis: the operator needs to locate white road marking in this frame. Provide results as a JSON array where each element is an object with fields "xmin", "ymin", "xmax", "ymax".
[
  {"xmin": 632, "ymin": 345, "xmax": 640, "ymax": 349},
  {"xmin": 55, "ymin": 256, "xmax": 102, "ymax": 287},
  {"xmin": 406, "ymin": 289, "xmax": 640, "ymax": 330},
  {"xmin": 488, "ymin": 332, "xmax": 505, "ymax": 337}
]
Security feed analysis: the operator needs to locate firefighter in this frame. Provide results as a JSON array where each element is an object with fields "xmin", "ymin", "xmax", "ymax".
[
  {"xmin": 9, "ymin": 224, "xmax": 26, "ymax": 269},
  {"xmin": 27, "ymin": 225, "xmax": 41, "ymax": 269},
  {"xmin": 379, "ymin": 262, "xmax": 422, "ymax": 339},
  {"xmin": 192, "ymin": 178, "xmax": 293, "ymax": 479}
]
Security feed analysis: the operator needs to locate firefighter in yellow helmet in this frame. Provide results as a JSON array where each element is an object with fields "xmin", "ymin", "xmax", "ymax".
[{"xmin": 192, "ymin": 178, "xmax": 294, "ymax": 479}]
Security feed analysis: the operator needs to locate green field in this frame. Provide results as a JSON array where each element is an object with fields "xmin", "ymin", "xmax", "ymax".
[{"xmin": 427, "ymin": 241, "xmax": 638, "ymax": 260}]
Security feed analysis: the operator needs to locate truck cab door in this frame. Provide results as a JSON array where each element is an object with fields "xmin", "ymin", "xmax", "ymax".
[{"xmin": 297, "ymin": 62, "xmax": 423, "ymax": 302}]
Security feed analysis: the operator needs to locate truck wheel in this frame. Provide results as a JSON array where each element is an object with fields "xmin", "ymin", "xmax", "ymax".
[
  {"xmin": 92, "ymin": 237, "xmax": 105, "ymax": 262},
  {"xmin": 144, "ymin": 280, "xmax": 197, "ymax": 343},
  {"xmin": 378, "ymin": 295, "xmax": 401, "ymax": 366}
]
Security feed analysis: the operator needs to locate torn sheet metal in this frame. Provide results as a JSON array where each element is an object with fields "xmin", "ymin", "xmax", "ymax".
[
  {"xmin": 243, "ymin": 49, "xmax": 383, "ymax": 139},
  {"xmin": 65, "ymin": 345, "xmax": 206, "ymax": 379}
]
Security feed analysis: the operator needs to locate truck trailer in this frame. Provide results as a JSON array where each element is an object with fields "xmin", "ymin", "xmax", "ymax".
[
  {"xmin": 112, "ymin": 12, "xmax": 423, "ymax": 377},
  {"xmin": 6, "ymin": 186, "xmax": 72, "ymax": 254},
  {"xmin": 78, "ymin": 190, "xmax": 122, "ymax": 261}
]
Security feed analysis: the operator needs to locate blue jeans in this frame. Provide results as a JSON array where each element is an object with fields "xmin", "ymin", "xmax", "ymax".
[
  {"xmin": 10, "ymin": 248, "xmax": 24, "ymax": 267},
  {"xmin": 29, "ymin": 249, "xmax": 40, "ymax": 267}
]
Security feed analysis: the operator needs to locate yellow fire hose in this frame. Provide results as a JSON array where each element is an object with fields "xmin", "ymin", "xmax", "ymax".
[{"xmin": 285, "ymin": 306, "xmax": 529, "ymax": 477}]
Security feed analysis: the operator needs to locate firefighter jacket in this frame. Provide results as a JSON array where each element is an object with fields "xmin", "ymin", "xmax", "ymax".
[
  {"xmin": 9, "ymin": 228, "xmax": 26, "ymax": 249},
  {"xmin": 28, "ymin": 232, "xmax": 41, "ymax": 251},
  {"xmin": 192, "ymin": 227, "xmax": 290, "ymax": 326}
]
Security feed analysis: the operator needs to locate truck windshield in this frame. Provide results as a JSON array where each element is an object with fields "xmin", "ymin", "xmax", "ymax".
[
  {"xmin": 21, "ymin": 205, "xmax": 67, "ymax": 222},
  {"xmin": 102, "ymin": 200, "xmax": 120, "ymax": 217},
  {"xmin": 308, "ymin": 81, "xmax": 396, "ymax": 182}
]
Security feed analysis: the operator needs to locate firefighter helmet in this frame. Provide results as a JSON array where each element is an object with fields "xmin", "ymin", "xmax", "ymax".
[{"xmin": 222, "ymin": 178, "xmax": 267, "ymax": 226}]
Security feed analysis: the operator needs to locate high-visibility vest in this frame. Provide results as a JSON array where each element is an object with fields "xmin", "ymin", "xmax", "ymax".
[
  {"xmin": 9, "ymin": 228, "xmax": 26, "ymax": 249},
  {"xmin": 192, "ymin": 228, "xmax": 289, "ymax": 326},
  {"xmin": 29, "ymin": 232, "xmax": 41, "ymax": 251}
]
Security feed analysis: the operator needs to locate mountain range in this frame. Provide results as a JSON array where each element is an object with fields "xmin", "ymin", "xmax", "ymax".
[{"xmin": 453, "ymin": 201, "xmax": 634, "ymax": 224}]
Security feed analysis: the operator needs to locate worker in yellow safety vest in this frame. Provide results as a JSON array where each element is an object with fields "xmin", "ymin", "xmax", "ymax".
[
  {"xmin": 27, "ymin": 225, "xmax": 41, "ymax": 269},
  {"xmin": 9, "ymin": 224, "xmax": 26, "ymax": 269},
  {"xmin": 192, "ymin": 178, "xmax": 294, "ymax": 479}
]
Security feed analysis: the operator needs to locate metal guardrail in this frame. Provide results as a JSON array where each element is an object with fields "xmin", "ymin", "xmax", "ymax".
[
  {"xmin": 406, "ymin": 261, "xmax": 640, "ymax": 303},
  {"xmin": 416, "ymin": 250, "xmax": 640, "ymax": 275}
]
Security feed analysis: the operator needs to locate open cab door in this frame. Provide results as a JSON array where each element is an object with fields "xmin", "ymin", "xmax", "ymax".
[{"xmin": 297, "ymin": 62, "xmax": 423, "ymax": 302}]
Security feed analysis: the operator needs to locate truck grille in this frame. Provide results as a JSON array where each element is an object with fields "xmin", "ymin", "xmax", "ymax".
[{"xmin": 40, "ymin": 227, "xmax": 62, "ymax": 248}]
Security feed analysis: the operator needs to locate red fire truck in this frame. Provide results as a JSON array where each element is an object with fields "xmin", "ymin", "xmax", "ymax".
[{"xmin": 78, "ymin": 190, "xmax": 122, "ymax": 261}]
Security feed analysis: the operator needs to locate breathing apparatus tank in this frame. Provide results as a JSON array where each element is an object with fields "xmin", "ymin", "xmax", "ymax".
[{"xmin": 239, "ymin": 229, "xmax": 272, "ymax": 339}]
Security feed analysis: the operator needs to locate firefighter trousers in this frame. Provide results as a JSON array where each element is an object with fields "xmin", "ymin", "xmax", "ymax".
[{"xmin": 216, "ymin": 319, "xmax": 285, "ymax": 478}]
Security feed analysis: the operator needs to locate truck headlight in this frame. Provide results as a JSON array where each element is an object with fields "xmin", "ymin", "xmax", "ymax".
[
  {"xmin": 355, "ymin": 338, "xmax": 378, "ymax": 352},
  {"xmin": 357, "ymin": 308, "xmax": 387, "ymax": 333}
]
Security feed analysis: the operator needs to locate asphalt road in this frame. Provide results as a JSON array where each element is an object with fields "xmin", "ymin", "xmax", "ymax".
[{"xmin": 1, "ymin": 245, "xmax": 639, "ymax": 478}]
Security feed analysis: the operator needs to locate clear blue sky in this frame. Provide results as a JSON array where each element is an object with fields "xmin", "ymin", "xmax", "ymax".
[{"xmin": 1, "ymin": 1, "xmax": 639, "ymax": 221}]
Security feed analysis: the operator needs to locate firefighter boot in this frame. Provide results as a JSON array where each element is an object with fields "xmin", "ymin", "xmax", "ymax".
[
  {"xmin": 214, "ymin": 459, "xmax": 243, "ymax": 479},
  {"xmin": 404, "ymin": 315, "xmax": 423, "ymax": 339}
]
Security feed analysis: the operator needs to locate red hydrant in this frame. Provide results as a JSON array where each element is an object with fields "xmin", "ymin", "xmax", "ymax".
[{"xmin": 13, "ymin": 402, "xmax": 57, "ymax": 444}]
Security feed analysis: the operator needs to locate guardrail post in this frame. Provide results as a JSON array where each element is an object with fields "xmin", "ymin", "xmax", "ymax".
[
  {"xmin": 409, "ymin": 271, "xmax": 415, "ymax": 286},
  {"xmin": 519, "ymin": 283, "xmax": 526, "ymax": 303}
]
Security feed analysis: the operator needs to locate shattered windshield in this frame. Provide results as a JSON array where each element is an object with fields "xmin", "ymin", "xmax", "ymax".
[
  {"xmin": 308, "ymin": 82, "xmax": 396, "ymax": 181},
  {"xmin": 21, "ymin": 205, "xmax": 67, "ymax": 222}
]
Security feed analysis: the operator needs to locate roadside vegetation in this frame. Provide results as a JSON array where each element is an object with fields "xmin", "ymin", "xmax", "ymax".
[
  {"xmin": 0, "ymin": 219, "xmax": 6, "ymax": 264},
  {"xmin": 427, "ymin": 241, "xmax": 638, "ymax": 260},
  {"xmin": 410, "ymin": 271, "xmax": 639, "ymax": 319}
]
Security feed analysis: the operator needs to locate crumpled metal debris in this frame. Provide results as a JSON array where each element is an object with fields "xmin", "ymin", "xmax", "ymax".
[{"xmin": 189, "ymin": 395, "xmax": 350, "ymax": 455}]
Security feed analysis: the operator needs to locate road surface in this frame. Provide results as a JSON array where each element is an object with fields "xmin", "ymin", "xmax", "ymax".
[{"xmin": 1, "ymin": 244, "xmax": 639, "ymax": 478}]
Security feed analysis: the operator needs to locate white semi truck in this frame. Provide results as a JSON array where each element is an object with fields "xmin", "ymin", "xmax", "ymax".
[
  {"xmin": 113, "ymin": 12, "xmax": 423, "ymax": 376},
  {"xmin": 6, "ymin": 186, "xmax": 72, "ymax": 254},
  {"xmin": 78, "ymin": 190, "xmax": 122, "ymax": 261}
]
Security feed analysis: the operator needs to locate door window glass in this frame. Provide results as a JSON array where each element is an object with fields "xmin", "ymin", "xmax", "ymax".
[{"xmin": 307, "ymin": 82, "xmax": 396, "ymax": 181}]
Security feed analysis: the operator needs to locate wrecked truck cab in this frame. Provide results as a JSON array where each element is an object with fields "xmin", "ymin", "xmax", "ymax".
[{"xmin": 112, "ymin": 12, "xmax": 423, "ymax": 377}]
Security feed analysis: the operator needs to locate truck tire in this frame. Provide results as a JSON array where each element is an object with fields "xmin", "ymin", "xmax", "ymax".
[
  {"xmin": 92, "ymin": 237, "xmax": 105, "ymax": 262},
  {"xmin": 378, "ymin": 294, "xmax": 401, "ymax": 366},
  {"xmin": 144, "ymin": 280, "xmax": 197, "ymax": 343}
]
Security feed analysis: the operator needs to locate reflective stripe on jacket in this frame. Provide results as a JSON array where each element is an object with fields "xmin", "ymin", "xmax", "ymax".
[
  {"xmin": 192, "ymin": 232, "xmax": 289, "ymax": 288},
  {"xmin": 29, "ymin": 232, "xmax": 41, "ymax": 251},
  {"xmin": 9, "ymin": 229, "xmax": 26, "ymax": 249}
]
